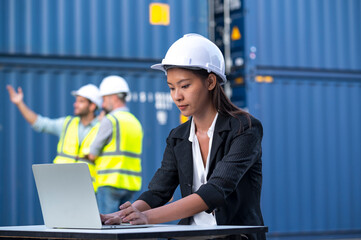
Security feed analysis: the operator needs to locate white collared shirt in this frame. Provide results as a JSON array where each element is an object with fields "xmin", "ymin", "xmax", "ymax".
[{"xmin": 188, "ymin": 113, "xmax": 218, "ymax": 225}]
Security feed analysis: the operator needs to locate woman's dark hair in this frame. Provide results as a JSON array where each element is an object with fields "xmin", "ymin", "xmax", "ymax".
[{"xmin": 190, "ymin": 69, "xmax": 251, "ymax": 132}]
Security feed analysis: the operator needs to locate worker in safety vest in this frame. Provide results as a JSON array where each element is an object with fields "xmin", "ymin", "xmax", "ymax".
[
  {"xmin": 85, "ymin": 75, "xmax": 143, "ymax": 214},
  {"xmin": 6, "ymin": 84, "xmax": 102, "ymax": 190}
]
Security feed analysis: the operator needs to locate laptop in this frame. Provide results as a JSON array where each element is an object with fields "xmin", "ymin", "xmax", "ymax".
[{"xmin": 32, "ymin": 163, "xmax": 150, "ymax": 229}]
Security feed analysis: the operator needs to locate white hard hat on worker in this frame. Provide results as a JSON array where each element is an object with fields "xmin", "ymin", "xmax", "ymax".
[
  {"xmin": 99, "ymin": 75, "xmax": 130, "ymax": 96},
  {"xmin": 151, "ymin": 33, "xmax": 227, "ymax": 84},
  {"xmin": 71, "ymin": 84, "xmax": 102, "ymax": 109},
  {"xmin": 99, "ymin": 75, "xmax": 130, "ymax": 114}
]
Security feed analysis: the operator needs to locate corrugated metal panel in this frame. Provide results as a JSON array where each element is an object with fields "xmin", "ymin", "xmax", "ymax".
[
  {"xmin": 0, "ymin": 59, "xmax": 180, "ymax": 226},
  {"xmin": 244, "ymin": 0, "xmax": 361, "ymax": 70},
  {"xmin": 0, "ymin": 0, "xmax": 207, "ymax": 226},
  {"xmin": 0, "ymin": 0, "xmax": 208, "ymax": 58},
  {"xmin": 243, "ymin": 0, "xmax": 361, "ymax": 234},
  {"xmin": 247, "ymin": 75, "xmax": 361, "ymax": 233}
]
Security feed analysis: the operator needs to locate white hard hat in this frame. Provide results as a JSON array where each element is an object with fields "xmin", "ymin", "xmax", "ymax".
[
  {"xmin": 99, "ymin": 75, "xmax": 130, "ymax": 96},
  {"xmin": 71, "ymin": 84, "xmax": 102, "ymax": 109},
  {"xmin": 151, "ymin": 33, "xmax": 227, "ymax": 84}
]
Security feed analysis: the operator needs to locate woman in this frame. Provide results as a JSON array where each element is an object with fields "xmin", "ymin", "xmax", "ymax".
[{"xmin": 101, "ymin": 34, "xmax": 265, "ymax": 240}]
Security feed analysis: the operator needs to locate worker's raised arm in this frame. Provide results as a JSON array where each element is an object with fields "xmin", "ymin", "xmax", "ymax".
[{"xmin": 7, "ymin": 85, "xmax": 38, "ymax": 125}]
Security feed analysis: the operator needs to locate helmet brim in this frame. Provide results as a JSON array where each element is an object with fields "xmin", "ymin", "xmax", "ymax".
[
  {"xmin": 151, "ymin": 63, "xmax": 227, "ymax": 84},
  {"xmin": 71, "ymin": 91, "xmax": 102, "ymax": 109},
  {"xmin": 150, "ymin": 63, "xmax": 166, "ymax": 73}
]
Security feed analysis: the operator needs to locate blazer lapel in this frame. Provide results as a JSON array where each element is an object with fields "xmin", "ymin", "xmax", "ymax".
[
  {"xmin": 174, "ymin": 139, "xmax": 193, "ymax": 185},
  {"xmin": 208, "ymin": 114, "xmax": 231, "ymax": 173},
  {"xmin": 172, "ymin": 121, "xmax": 193, "ymax": 189},
  {"xmin": 172, "ymin": 115, "xmax": 231, "ymax": 190}
]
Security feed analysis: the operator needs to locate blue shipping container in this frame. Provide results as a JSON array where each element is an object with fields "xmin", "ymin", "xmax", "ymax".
[
  {"xmin": 0, "ymin": 0, "xmax": 208, "ymax": 59},
  {"xmin": 243, "ymin": 0, "xmax": 361, "ymax": 71},
  {"xmin": 0, "ymin": 0, "xmax": 208, "ymax": 226},
  {"xmin": 243, "ymin": 0, "xmax": 361, "ymax": 236},
  {"xmin": 247, "ymin": 75, "xmax": 361, "ymax": 233},
  {"xmin": 2, "ymin": 0, "xmax": 361, "ymax": 237},
  {"xmin": 0, "ymin": 57, "xmax": 184, "ymax": 225},
  {"xmin": 0, "ymin": 58, "xmax": 181, "ymax": 226}
]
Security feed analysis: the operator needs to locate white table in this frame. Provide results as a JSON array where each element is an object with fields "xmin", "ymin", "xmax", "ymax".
[{"xmin": 0, "ymin": 224, "xmax": 268, "ymax": 239}]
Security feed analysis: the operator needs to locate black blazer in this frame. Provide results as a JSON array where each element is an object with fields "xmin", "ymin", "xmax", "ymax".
[{"xmin": 138, "ymin": 113, "xmax": 265, "ymax": 240}]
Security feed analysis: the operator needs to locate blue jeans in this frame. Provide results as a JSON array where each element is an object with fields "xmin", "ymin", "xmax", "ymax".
[{"xmin": 96, "ymin": 186, "xmax": 135, "ymax": 214}]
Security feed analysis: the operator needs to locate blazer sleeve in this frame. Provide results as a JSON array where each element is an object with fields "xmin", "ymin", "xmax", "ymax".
[
  {"xmin": 195, "ymin": 118, "xmax": 263, "ymax": 213},
  {"xmin": 137, "ymin": 130, "xmax": 180, "ymax": 208}
]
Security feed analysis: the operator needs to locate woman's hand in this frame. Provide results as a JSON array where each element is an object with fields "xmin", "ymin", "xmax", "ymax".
[
  {"xmin": 100, "ymin": 211, "xmax": 123, "ymax": 225},
  {"xmin": 101, "ymin": 201, "xmax": 149, "ymax": 225}
]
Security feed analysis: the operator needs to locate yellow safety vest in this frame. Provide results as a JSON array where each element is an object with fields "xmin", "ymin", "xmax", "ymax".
[
  {"xmin": 53, "ymin": 116, "xmax": 98, "ymax": 190},
  {"xmin": 95, "ymin": 111, "xmax": 143, "ymax": 191},
  {"xmin": 77, "ymin": 123, "xmax": 100, "ymax": 191}
]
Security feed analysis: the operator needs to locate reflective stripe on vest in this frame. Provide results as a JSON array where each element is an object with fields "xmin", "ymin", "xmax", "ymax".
[
  {"xmin": 95, "ymin": 111, "xmax": 143, "ymax": 191},
  {"xmin": 78, "ymin": 123, "xmax": 100, "ymax": 191},
  {"xmin": 54, "ymin": 116, "xmax": 77, "ymax": 164},
  {"xmin": 53, "ymin": 116, "xmax": 98, "ymax": 191}
]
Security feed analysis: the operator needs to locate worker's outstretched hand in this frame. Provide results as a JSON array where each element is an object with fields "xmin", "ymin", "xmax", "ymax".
[
  {"xmin": 7, "ymin": 85, "xmax": 24, "ymax": 105},
  {"xmin": 100, "ymin": 201, "xmax": 149, "ymax": 225}
]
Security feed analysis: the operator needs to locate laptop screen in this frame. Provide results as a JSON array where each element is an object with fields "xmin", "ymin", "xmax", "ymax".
[{"xmin": 32, "ymin": 163, "xmax": 104, "ymax": 229}]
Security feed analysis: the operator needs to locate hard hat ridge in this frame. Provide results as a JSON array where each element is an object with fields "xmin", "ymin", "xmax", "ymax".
[{"xmin": 151, "ymin": 33, "xmax": 227, "ymax": 84}]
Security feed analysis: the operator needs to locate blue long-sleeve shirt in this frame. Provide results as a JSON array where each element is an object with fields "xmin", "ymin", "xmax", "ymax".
[{"xmin": 32, "ymin": 115, "xmax": 98, "ymax": 143}]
